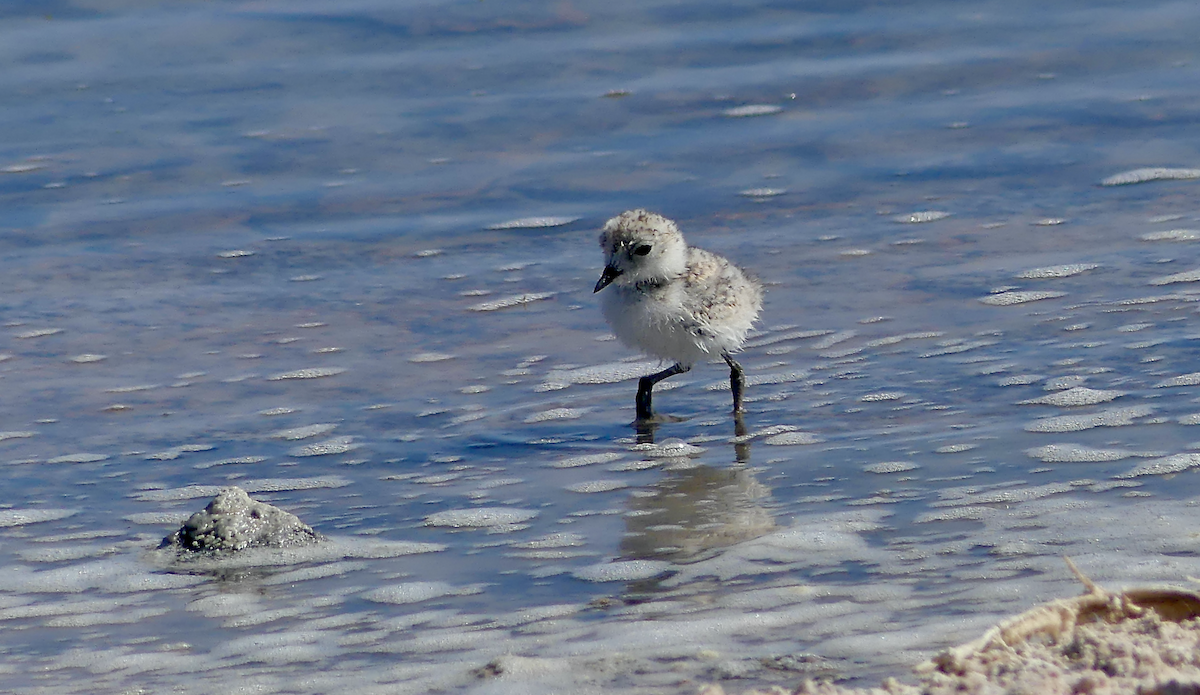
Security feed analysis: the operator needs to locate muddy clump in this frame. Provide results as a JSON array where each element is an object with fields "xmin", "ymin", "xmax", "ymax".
[{"xmin": 160, "ymin": 486, "xmax": 323, "ymax": 552}]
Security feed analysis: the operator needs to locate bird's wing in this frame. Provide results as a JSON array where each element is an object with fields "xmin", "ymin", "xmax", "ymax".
[{"xmin": 680, "ymin": 248, "xmax": 760, "ymax": 327}]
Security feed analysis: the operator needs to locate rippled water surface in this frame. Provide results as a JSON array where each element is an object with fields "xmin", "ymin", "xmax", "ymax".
[{"xmin": 3, "ymin": 1, "xmax": 1200, "ymax": 693}]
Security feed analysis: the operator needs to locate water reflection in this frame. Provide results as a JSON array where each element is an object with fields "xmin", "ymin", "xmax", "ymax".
[{"xmin": 623, "ymin": 414, "xmax": 775, "ymax": 565}]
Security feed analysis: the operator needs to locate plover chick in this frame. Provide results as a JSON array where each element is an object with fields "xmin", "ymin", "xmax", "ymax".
[{"xmin": 593, "ymin": 209, "xmax": 763, "ymax": 421}]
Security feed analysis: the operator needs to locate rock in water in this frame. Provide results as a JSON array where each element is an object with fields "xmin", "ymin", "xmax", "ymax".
[{"xmin": 160, "ymin": 486, "xmax": 323, "ymax": 552}]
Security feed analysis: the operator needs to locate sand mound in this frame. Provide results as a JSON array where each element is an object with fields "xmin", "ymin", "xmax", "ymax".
[
  {"xmin": 706, "ymin": 560, "xmax": 1200, "ymax": 695},
  {"xmin": 160, "ymin": 486, "xmax": 323, "ymax": 552}
]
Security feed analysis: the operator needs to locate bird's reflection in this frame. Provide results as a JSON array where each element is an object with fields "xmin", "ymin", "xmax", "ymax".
[{"xmin": 621, "ymin": 413, "xmax": 774, "ymax": 564}]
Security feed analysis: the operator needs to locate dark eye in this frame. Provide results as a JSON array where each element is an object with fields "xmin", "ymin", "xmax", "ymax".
[{"xmin": 632, "ymin": 244, "xmax": 652, "ymax": 256}]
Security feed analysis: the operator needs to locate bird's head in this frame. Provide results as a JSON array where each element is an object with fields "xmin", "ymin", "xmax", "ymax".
[{"xmin": 594, "ymin": 209, "xmax": 688, "ymax": 292}]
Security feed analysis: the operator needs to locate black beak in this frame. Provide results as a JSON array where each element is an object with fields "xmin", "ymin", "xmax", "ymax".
[{"xmin": 593, "ymin": 265, "xmax": 622, "ymax": 293}]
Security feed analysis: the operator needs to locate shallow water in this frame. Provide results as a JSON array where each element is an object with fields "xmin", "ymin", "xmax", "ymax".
[{"xmin": 3, "ymin": 1, "xmax": 1200, "ymax": 693}]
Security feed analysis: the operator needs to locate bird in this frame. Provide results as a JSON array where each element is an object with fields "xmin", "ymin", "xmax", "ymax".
[{"xmin": 593, "ymin": 209, "xmax": 763, "ymax": 421}]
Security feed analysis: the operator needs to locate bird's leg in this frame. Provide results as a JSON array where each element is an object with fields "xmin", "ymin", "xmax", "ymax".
[
  {"xmin": 636, "ymin": 363, "xmax": 689, "ymax": 421},
  {"xmin": 634, "ymin": 419, "xmax": 659, "ymax": 445},
  {"xmin": 723, "ymin": 353, "xmax": 746, "ymax": 413},
  {"xmin": 732, "ymin": 410, "xmax": 750, "ymax": 464}
]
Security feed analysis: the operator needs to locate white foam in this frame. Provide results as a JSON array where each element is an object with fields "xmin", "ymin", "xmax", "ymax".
[
  {"xmin": 863, "ymin": 331, "xmax": 943, "ymax": 348},
  {"xmin": 14, "ymin": 327, "xmax": 62, "ymax": 339},
  {"xmin": 573, "ymin": 560, "xmax": 671, "ymax": 582},
  {"xmin": 863, "ymin": 461, "xmax": 919, "ymax": 474},
  {"xmin": 208, "ymin": 630, "xmax": 333, "ymax": 665},
  {"xmin": 739, "ymin": 187, "xmax": 787, "ymax": 197},
  {"xmin": 491, "ymin": 604, "xmax": 582, "ymax": 628},
  {"xmin": 564, "ymin": 480, "xmax": 628, "ymax": 493},
  {"xmin": 408, "ymin": 352, "xmax": 455, "ymax": 362},
  {"xmin": 861, "ymin": 391, "xmax": 905, "ymax": 402},
  {"xmin": 267, "ymin": 367, "xmax": 346, "ymax": 380},
  {"xmin": 1024, "ymin": 405, "xmax": 1154, "ymax": 432},
  {"xmin": 0, "ymin": 597, "xmax": 142, "ymax": 622},
  {"xmin": 270, "ymin": 423, "xmax": 337, "ymax": 440},
  {"xmin": 978, "ymin": 290, "xmax": 1067, "ymax": 306},
  {"xmin": 1024, "ymin": 444, "xmax": 1136, "ymax": 462},
  {"xmin": 523, "ymin": 407, "xmax": 589, "ymax": 423},
  {"xmin": 243, "ymin": 476, "xmax": 353, "ymax": 493},
  {"xmin": 998, "ymin": 374, "xmax": 1043, "ymax": 386},
  {"xmin": 723, "ymin": 104, "xmax": 782, "ymax": 117},
  {"xmin": 145, "ymin": 446, "xmax": 209, "ymax": 462},
  {"xmin": 1017, "ymin": 387, "xmax": 1124, "ymax": 407},
  {"xmin": 714, "ymin": 584, "xmax": 816, "ymax": 610},
  {"xmin": 134, "ymin": 476, "xmax": 351, "ymax": 501},
  {"xmin": 919, "ymin": 339, "xmax": 998, "ymax": 357},
  {"xmin": 46, "ymin": 453, "xmax": 108, "ymax": 464},
  {"xmin": 930, "ymin": 481, "xmax": 1074, "ymax": 507},
  {"xmin": 763, "ymin": 431, "xmax": 823, "ymax": 446},
  {"xmin": 0, "ymin": 508, "xmax": 78, "ymax": 527},
  {"xmin": 1154, "ymin": 372, "xmax": 1200, "ymax": 388},
  {"xmin": 1148, "ymin": 268, "xmax": 1200, "ymax": 286},
  {"xmin": 45, "ymin": 606, "xmax": 170, "ymax": 628},
  {"xmin": 262, "ymin": 561, "xmax": 370, "ymax": 585},
  {"xmin": 631, "ymin": 439, "xmax": 705, "ymax": 457},
  {"xmin": 468, "ymin": 292, "xmax": 555, "ymax": 312},
  {"xmin": 0, "ymin": 557, "xmax": 203, "ymax": 593},
  {"xmin": 362, "ymin": 581, "xmax": 484, "ymax": 605},
  {"xmin": 123, "ymin": 511, "xmax": 190, "ymax": 525},
  {"xmin": 192, "ymin": 455, "xmax": 268, "ymax": 469},
  {"xmin": 17, "ymin": 543, "xmax": 130, "ymax": 563},
  {"xmin": 424, "ymin": 507, "xmax": 538, "ymax": 528},
  {"xmin": 289, "ymin": 436, "xmax": 357, "ymax": 456},
  {"xmin": 914, "ymin": 506, "xmax": 992, "ymax": 523},
  {"xmin": 1100, "ymin": 167, "xmax": 1200, "ymax": 185},
  {"xmin": 743, "ymin": 328, "xmax": 832, "ymax": 349},
  {"xmin": 730, "ymin": 424, "xmax": 797, "ymax": 443},
  {"xmin": 542, "ymin": 361, "xmax": 658, "ymax": 386},
  {"xmin": 810, "ymin": 330, "xmax": 857, "ymax": 350},
  {"xmin": 474, "ymin": 477, "xmax": 522, "ymax": 490},
  {"xmin": 0, "ymin": 431, "xmax": 35, "ymax": 441},
  {"xmin": 105, "ymin": 383, "xmax": 159, "ymax": 393},
  {"xmin": 68, "ymin": 353, "xmax": 107, "ymax": 363},
  {"xmin": 1015, "ymin": 263, "xmax": 1099, "ymax": 279},
  {"xmin": 1141, "ymin": 229, "xmax": 1200, "ymax": 241},
  {"xmin": 706, "ymin": 370, "xmax": 808, "ymax": 390},
  {"xmin": 413, "ymin": 473, "xmax": 460, "ymax": 484},
  {"xmin": 550, "ymin": 452, "xmax": 623, "ymax": 469},
  {"xmin": 894, "ymin": 211, "xmax": 950, "ymax": 223},
  {"xmin": 2, "ymin": 161, "xmax": 44, "ymax": 173},
  {"xmin": 187, "ymin": 593, "xmax": 262, "ymax": 618},
  {"xmin": 1044, "ymin": 375, "xmax": 1087, "ymax": 391},
  {"xmin": 607, "ymin": 459, "xmax": 663, "ymax": 472},
  {"xmin": 1116, "ymin": 453, "xmax": 1200, "ymax": 478},
  {"xmin": 486, "ymin": 216, "xmax": 580, "ymax": 230},
  {"xmin": 511, "ymin": 533, "xmax": 586, "ymax": 550},
  {"xmin": 1117, "ymin": 323, "xmax": 1153, "ymax": 332}
]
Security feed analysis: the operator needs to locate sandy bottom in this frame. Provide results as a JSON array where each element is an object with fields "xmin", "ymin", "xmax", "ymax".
[{"xmin": 706, "ymin": 563, "xmax": 1200, "ymax": 695}]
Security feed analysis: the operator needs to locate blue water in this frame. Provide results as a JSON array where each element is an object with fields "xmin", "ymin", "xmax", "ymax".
[{"xmin": 3, "ymin": 1, "xmax": 1200, "ymax": 693}]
